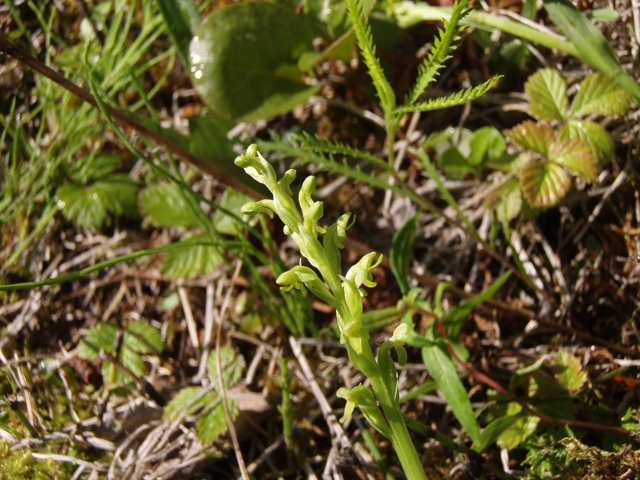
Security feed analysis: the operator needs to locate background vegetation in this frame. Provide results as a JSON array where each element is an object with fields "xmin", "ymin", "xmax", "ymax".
[{"xmin": 0, "ymin": 0, "xmax": 639, "ymax": 478}]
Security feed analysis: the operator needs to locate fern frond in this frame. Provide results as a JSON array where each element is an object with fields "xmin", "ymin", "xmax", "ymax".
[
  {"xmin": 345, "ymin": 0, "xmax": 396, "ymax": 113},
  {"xmin": 404, "ymin": 0, "xmax": 471, "ymax": 107},
  {"xmin": 394, "ymin": 76, "xmax": 501, "ymax": 114},
  {"xmin": 295, "ymin": 133, "xmax": 394, "ymax": 172}
]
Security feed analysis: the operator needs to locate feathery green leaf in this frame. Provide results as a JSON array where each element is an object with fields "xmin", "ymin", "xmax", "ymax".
[
  {"xmin": 404, "ymin": 0, "xmax": 470, "ymax": 106},
  {"xmin": 345, "ymin": 0, "xmax": 396, "ymax": 112},
  {"xmin": 394, "ymin": 76, "xmax": 500, "ymax": 115}
]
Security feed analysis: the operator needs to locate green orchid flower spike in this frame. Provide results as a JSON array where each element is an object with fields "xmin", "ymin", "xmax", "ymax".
[{"xmin": 235, "ymin": 146, "xmax": 428, "ymax": 479}]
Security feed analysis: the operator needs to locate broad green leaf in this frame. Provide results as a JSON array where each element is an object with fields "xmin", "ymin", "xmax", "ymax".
[
  {"xmin": 161, "ymin": 233, "xmax": 224, "ymax": 279},
  {"xmin": 213, "ymin": 188, "xmax": 255, "ymax": 235},
  {"xmin": 138, "ymin": 182, "xmax": 201, "ymax": 229},
  {"xmin": 91, "ymin": 175, "xmax": 140, "ymax": 218},
  {"xmin": 561, "ymin": 119, "xmax": 614, "ymax": 166},
  {"xmin": 198, "ymin": 399, "xmax": 237, "ymax": 444},
  {"xmin": 525, "ymin": 69, "xmax": 568, "ymax": 122},
  {"xmin": 485, "ymin": 178, "xmax": 522, "ymax": 222},
  {"xmin": 125, "ymin": 322, "xmax": 164, "ymax": 353},
  {"xmin": 389, "ymin": 214, "xmax": 418, "ymax": 295},
  {"xmin": 207, "ymin": 345, "xmax": 245, "ymax": 392},
  {"xmin": 188, "ymin": 115, "xmax": 247, "ymax": 181},
  {"xmin": 157, "ymin": 0, "xmax": 201, "ymax": 68},
  {"xmin": 520, "ymin": 161, "xmax": 571, "ymax": 208},
  {"xmin": 468, "ymin": 126, "xmax": 506, "ymax": 166},
  {"xmin": 439, "ymin": 147, "xmax": 474, "ymax": 177},
  {"xmin": 190, "ymin": 2, "xmax": 320, "ymax": 121},
  {"xmin": 78, "ymin": 322, "xmax": 120, "ymax": 360},
  {"xmin": 57, "ymin": 183, "xmax": 108, "ymax": 230},
  {"xmin": 544, "ymin": 0, "xmax": 640, "ymax": 104},
  {"xmin": 188, "ymin": 113, "xmax": 271, "ymax": 199},
  {"xmin": 119, "ymin": 345, "xmax": 144, "ymax": 378},
  {"xmin": 505, "ymin": 121, "xmax": 555, "ymax": 156},
  {"xmin": 549, "ymin": 137, "xmax": 597, "ymax": 182},
  {"xmin": 473, "ymin": 413, "xmax": 524, "ymax": 452},
  {"xmin": 570, "ymin": 72, "xmax": 632, "ymax": 117},
  {"xmin": 553, "ymin": 351, "xmax": 587, "ymax": 393},
  {"xmin": 422, "ymin": 327, "xmax": 480, "ymax": 444},
  {"xmin": 497, "ymin": 408, "xmax": 539, "ymax": 449},
  {"xmin": 529, "ymin": 372, "xmax": 575, "ymax": 419},
  {"xmin": 164, "ymin": 386, "xmax": 217, "ymax": 419}
]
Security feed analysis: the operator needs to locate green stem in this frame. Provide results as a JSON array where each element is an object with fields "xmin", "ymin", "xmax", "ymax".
[
  {"xmin": 352, "ymin": 342, "xmax": 427, "ymax": 479},
  {"xmin": 394, "ymin": 3, "xmax": 579, "ymax": 57}
]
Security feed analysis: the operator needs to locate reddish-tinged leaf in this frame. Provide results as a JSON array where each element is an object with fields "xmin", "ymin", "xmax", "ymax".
[
  {"xmin": 553, "ymin": 351, "xmax": 587, "ymax": 393},
  {"xmin": 525, "ymin": 68, "xmax": 568, "ymax": 121},
  {"xmin": 520, "ymin": 161, "xmax": 571, "ymax": 208},
  {"xmin": 505, "ymin": 121, "xmax": 555, "ymax": 155},
  {"xmin": 549, "ymin": 138, "xmax": 598, "ymax": 182},
  {"xmin": 571, "ymin": 72, "xmax": 632, "ymax": 117},
  {"xmin": 561, "ymin": 119, "xmax": 614, "ymax": 166}
]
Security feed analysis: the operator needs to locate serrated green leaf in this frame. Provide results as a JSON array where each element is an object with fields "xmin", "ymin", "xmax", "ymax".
[
  {"xmin": 497, "ymin": 408, "xmax": 540, "ymax": 449},
  {"xmin": 571, "ymin": 72, "xmax": 632, "ymax": 117},
  {"xmin": 207, "ymin": 346, "xmax": 245, "ymax": 392},
  {"xmin": 59, "ymin": 172, "xmax": 140, "ymax": 230},
  {"xmin": 190, "ymin": 2, "xmax": 320, "ymax": 121},
  {"xmin": 485, "ymin": 178, "xmax": 522, "ymax": 222},
  {"xmin": 422, "ymin": 327, "xmax": 480, "ymax": 444},
  {"xmin": 119, "ymin": 345, "xmax": 144, "ymax": 378},
  {"xmin": 164, "ymin": 386, "xmax": 217, "ymax": 419},
  {"xmin": 561, "ymin": 119, "xmax": 614, "ymax": 166},
  {"xmin": 160, "ymin": 233, "xmax": 224, "ymax": 279},
  {"xmin": 549, "ymin": 137, "xmax": 597, "ymax": 182},
  {"xmin": 57, "ymin": 183, "xmax": 108, "ymax": 230},
  {"xmin": 390, "ymin": 214, "xmax": 417, "ymax": 296},
  {"xmin": 79, "ymin": 322, "xmax": 120, "ymax": 360},
  {"xmin": 525, "ymin": 69, "xmax": 568, "ymax": 121},
  {"xmin": 468, "ymin": 126, "xmax": 506, "ymax": 166},
  {"xmin": 553, "ymin": 351, "xmax": 587, "ymax": 393},
  {"xmin": 125, "ymin": 322, "xmax": 164, "ymax": 353},
  {"xmin": 197, "ymin": 399, "xmax": 237, "ymax": 444},
  {"xmin": 213, "ymin": 188, "xmax": 255, "ymax": 235},
  {"xmin": 544, "ymin": 0, "xmax": 640, "ymax": 104},
  {"xmin": 138, "ymin": 182, "xmax": 201, "ymax": 228},
  {"xmin": 505, "ymin": 121, "xmax": 555, "ymax": 156},
  {"xmin": 520, "ymin": 161, "xmax": 572, "ymax": 208},
  {"xmin": 91, "ymin": 175, "xmax": 140, "ymax": 218}
]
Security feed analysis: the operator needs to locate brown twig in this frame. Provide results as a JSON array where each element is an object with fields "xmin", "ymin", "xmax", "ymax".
[{"xmin": 0, "ymin": 36, "xmax": 262, "ymax": 200}]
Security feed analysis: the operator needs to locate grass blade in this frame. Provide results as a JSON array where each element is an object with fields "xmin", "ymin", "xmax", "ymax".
[{"xmin": 544, "ymin": 0, "xmax": 640, "ymax": 103}]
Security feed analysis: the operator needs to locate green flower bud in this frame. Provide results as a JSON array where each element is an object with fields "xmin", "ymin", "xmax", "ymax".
[
  {"xmin": 278, "ymin": 169, "xmax": 297, "ymax": 196},
  {"xmin": 277, "ymin": 265, "xmax": 337, "ymax": 306},
  {"xmin": 241, "ymin": 200, "xmax": 276, "ymax": 218},
  {"xmin": 336, "ymin": 385, "xmax": 391, "ymax": 438},
  {"xmin": 345, "ymin": 252, "xmax": 383, "ymax": 290}
]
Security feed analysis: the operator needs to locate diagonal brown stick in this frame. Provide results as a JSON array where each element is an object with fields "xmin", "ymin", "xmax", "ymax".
[{"xmin": 0, "ymin": 36, "xmax": 262, "ymax": 200}]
